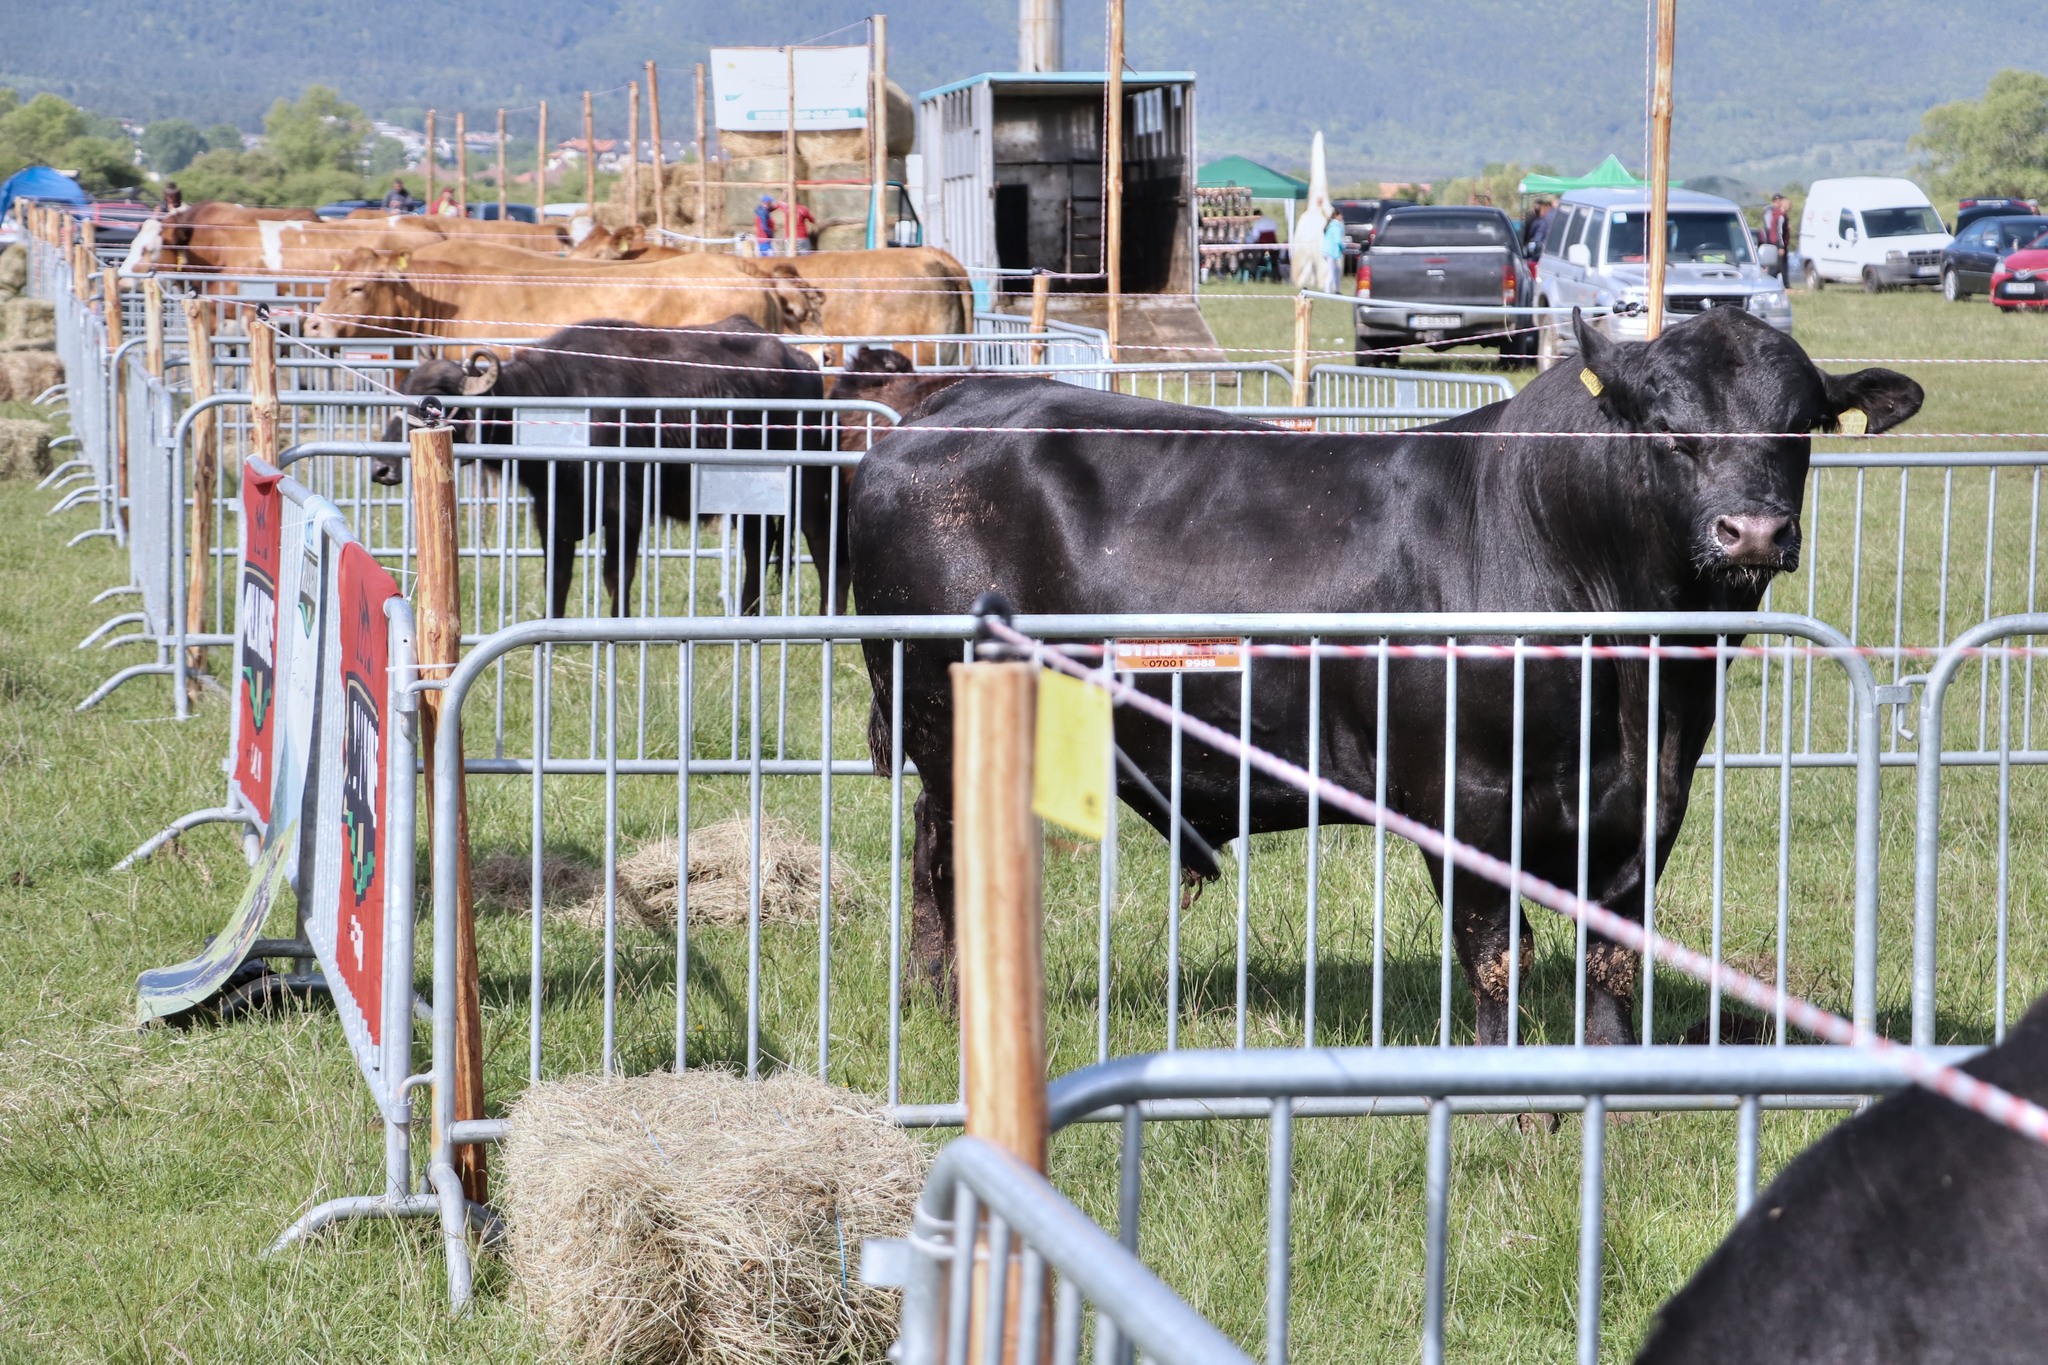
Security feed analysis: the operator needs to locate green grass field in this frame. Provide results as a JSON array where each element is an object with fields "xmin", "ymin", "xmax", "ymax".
[{"xmin": 2, "ymin": 289, "xmax": 2046, "ymax": 1361}]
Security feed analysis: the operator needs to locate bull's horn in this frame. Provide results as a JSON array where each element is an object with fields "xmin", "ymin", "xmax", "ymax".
[{"xmin": 461, "ymin": 351, "xmax": 501, "ymax": 395}]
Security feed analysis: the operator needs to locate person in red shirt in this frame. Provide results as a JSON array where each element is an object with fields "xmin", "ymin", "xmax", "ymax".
[{"xmin": 1760, "ymin": 193, "xmax": 1790, "ymax": 284}]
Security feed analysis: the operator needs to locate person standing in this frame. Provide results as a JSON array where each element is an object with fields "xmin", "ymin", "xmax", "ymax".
[
  {"xmin": 1527, "ymin": 198, "xmax": 1555, "ymax": 257},
  {"xmin": 160, "ymin": 182, "xmax": 183, "ymax": 212},
  {"xmin": 1760, "ymin": 193, "xmax": 1791, "ymax": 284},
  {"xmin": 384, "ymin": 178, "xmax": 411, "ymax": 212},
  {"xmin": 785, "ymin": 197, "xmax": 817, "ymax": 253},
  {"xmin": 1322, "ymin": 210, "xmax": 1346, "ymax": 290},
  {"xmin": 754, "ymin": 194, "xmax": 779, "ymax": 255},
  {"xmin": 433, "ymin": 188, "xmax": 462, "ymax": 217}
]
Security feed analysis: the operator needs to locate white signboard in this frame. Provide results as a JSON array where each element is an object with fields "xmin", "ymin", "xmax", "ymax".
[
  {"xmin": 697, "ymin": 464, "xmax": 793, "ymax": 517},
  {"xmin": 712, "ymin": 46, "xmax": 871, "ymax": 132}
]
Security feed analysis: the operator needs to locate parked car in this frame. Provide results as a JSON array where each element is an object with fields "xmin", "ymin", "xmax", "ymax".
[
  {"xmin": 1941, "ymin": 214, "xmax": 2048, "ymax": 301},
  {"xmin": 1990, "ymin": 230, "xmax": 2048, "ymax": 313},
  {"xmin": 1333, "ymin": 197, "xmax": 1414, "ymax": 274},
  {"xmin": 466, "ymin": 202, "xmax": 538, "ymax": 223},
  {"xmin": 1530, "ymin": 186, "xmax": 1792, "ymax": 369},
  {"xmin": 1354, "ymin": 205, "xmax": 1532, "ymax": 363},
  {"xmin": 1955, "ymin": 197, "xmax": 2040, "ymax": 234},
  {"xmin": 1798, "ymin": 177, "xmax": 1953, "ymax": 292}
]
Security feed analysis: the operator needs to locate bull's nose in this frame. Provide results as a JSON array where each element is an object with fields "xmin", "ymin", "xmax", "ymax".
[{"xmin": 1714, "ymin": 514, "xmax": 1796, "ymax": 565}]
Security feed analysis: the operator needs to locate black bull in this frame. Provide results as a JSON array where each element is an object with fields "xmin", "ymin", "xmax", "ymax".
[
  {"xmin": 371, "ymin": 317, "xmax": 844, "ymax": 616},
  {"xmin": 850, "ymin": 309, "xmax": 1923, "ymax": 1043}
]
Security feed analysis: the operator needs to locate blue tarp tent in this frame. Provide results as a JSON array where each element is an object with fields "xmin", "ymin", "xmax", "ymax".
[{"xmin": 0, "ymin": 166, "xmax": 89, "ymax": 223}]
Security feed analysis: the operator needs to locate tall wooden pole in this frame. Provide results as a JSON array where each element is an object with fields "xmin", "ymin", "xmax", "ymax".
[
  {"xmin": 1028, "ymin": 271, "xmax": 1051, "ymax": 365},
  {"xmin": 870, "ymin": 15, "xmax": 889, "ymax": 248},
  {"xmin": 694, "ymin": 63, "xmax": 709, "ymax": 246},
  {"xmin": 182, "ymin": 299, "xmax": 217, "ymax": 672},
  {"xmin": 952, "ymin": 662, "xmax": 1048, "ymax": 1169},
  {"xmin": 456, "ymin": 112, "xmax": 469, "ymax": 216},
  {"xmin": 647, "ymin": 61, "xmax": 667, "ymax": 238},
  {"xmin": 1645, "ymin": 0, "xmax": 1677, "ymax": 339},
  {"xmin": 495, "ymin": 108, "xmax": 508, "ymax": 221},
  {"xmin": 535, "ymin": 100, "xmax": 549, "ymax": 217},
  {"xmin": 412, "ymin": 420, "xmax": 487, "ymax": 1204},
  {"xmin": 1105, "ymin": 0, "xmax": 1126, "ymax": 364},
  {"xmin": 423, "ymin": 110, "xmax": 437, "ymax": 207},
  {"xmin": 1291, "ymin": 293, "xmax": 1313, "ymax": 405},
  {"xmin": 582, "ymin": 91, "xmax": 596, "ymax": 209},
  {"xmin": 627, "ymin": 82, "xmax": 641, "ymax": 224},
  {"xmin": 784, "ymin": 46, "xmax": 798, "ymax": 252},
  {"xmin": 142, "ymin": 277, "xmax": 164, "ymax": 379}
]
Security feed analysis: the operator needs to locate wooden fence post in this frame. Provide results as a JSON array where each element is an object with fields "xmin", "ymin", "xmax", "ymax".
[
  {"xmin": 456, "ymin": 112, "xmax": 469, "ymax": 216},
  {"xmin": 1028, "ymin": 271, "xmax": 1051, "ymax": 366},
  {"xmin": 695, "ymin": 63, "xmax": 708, "ymax": 247},
  {"xmin": 783, "ymin": 47, "xmax": 798, "ymax": 253},
  {"xmin": 424, "ymin": 109, "xmax": 437, "ymax": 206},
  {"xmin": 143, "ymin": 277, "xmax": 164, "ymax": 379},
  {"xmin": 647, "ymin": 61, "xmax": 667, "ymax": 239},
  {"xmin": 103, "ymin": 269, "xmax": 128, "ymax": 529},
  {"xmin": 1291, "ymin": 293, "xmax": 1313, "ymax": 406},
  {"xmin": 1105, "ymin": 0, "xmax": 1126, "ymax": 368},
  {"xmin": 627, "ymin": 82, "xmax": 641, "ymax": 224},
  {"xmin": 534, "ymin": 100, "xmax": 549, "ymax": 220},
  {"xmin": 1645, "ymin": 0, "xmax": 1678, "ymax": 339},
  {"xmin": 870, "ymin": 15, "xmax": 888, "ymax": 248},
  {"xmin": 182, "ymin": 299, "xmax": 218, "ymax": 673},
  {"xmin": 582, "ymin": 91, "xmax": 596, "ymax": 211},
  {"xmin": 953, "ymin": 661, "xmax": 1048, "ymax": 1166},
  {"xmin": 411, "ymin": 420, "xmax": 488, "ymax": 1204},
  {"xmin": 495, "ymin": 108, "xmax": 508, "ymax": 221}
]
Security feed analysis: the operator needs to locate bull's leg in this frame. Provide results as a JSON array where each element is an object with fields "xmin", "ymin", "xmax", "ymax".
[
  {"xmin": 909, "ymin": 783, "xmax": 957, "ymax": 1004},
  {"xmin": 1582, "ymin": 941, "xmax": 1639, "ymax": 1046},
  {"xmin": 603, "ymin": 495, "xmax": 647, "ymax": 616},
  {"xmin": 1445, "ymin": 867, "xmax": 1530, "ymax": 1047},
  {"xmin": 736, "ymin": 515, "xmax": 766, "ymax": 616}
]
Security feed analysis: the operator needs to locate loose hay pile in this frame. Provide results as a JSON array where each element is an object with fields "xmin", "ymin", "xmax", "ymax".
[
  {"xmin": 473, "ymin": 815, "xmax": 853, "ymax": 931},
  {"xmin": 501, "ymin": 1068, "xmax": 926, "ymax": 1364},
  {"xmin": 0, "ymin": 418, "xmax": 53, "ymax": 479}
]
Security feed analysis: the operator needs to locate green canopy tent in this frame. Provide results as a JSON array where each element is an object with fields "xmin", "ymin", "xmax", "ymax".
[
  {"xmin": 1198, "ymin": 155, "xmax": 1309, "ymax": 211},
  {"xmin": 1517, "ymin": 154, "xmax": 1679, "ymax": 196}
]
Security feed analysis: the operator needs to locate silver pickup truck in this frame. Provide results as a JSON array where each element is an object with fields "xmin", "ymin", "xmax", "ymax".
[
  {"xmin": 1354, "ymin": 205, "xmax": 1535, "ymax": 364},
  {"xmin": 1532, "ymin": 186, "xmax": 1792, "ymax": 368}
]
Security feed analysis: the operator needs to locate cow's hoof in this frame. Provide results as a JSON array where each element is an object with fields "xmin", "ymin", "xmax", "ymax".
[{"xmin": 1516, "ymin": 1111, "xmax": 1563, "ymax": 1136}]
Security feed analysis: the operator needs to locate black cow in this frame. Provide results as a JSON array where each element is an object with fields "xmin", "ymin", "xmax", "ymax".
[
  {"xmin": 848, "ymin": 308, "xmax": 1921, "ymax": 1037},
  {"xmin": 371, "ymin": 317, "xmax": 827, "ymax": 617},
  {"xmin": 1635, "ymin": 996, "xmax": 2048, "ymax": 1362}
]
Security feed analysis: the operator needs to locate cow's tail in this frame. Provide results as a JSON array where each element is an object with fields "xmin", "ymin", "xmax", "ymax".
[{"xmin": 866, "ymin": 669, "xmax": 894, "ymax": 777}]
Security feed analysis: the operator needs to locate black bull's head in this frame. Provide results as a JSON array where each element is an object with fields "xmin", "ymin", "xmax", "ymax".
[
  {"xmin": 369, "ymin": 352, "xmax": 502, "ymax": 486},
  {"xmin": 1566, "ymin": 306, "xmax": 1922, "ymax": 587}
]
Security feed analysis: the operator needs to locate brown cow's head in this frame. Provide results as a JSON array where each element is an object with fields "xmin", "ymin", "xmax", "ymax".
[
  {"xmin": 307, "ymin": 248, "xmax": 418, "ymax": 339},
  {"xmin": 764, "ymin": 263, "xmax": 826, "ymax": 334}
]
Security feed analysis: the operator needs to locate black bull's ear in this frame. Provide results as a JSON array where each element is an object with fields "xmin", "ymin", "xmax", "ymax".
[
  {"xmin": 1821, "ymin": 367, "xmax": 1923, "ymax": 434},
  {"xmin": 1571, "ymin": 307, "xmax": 1645, "ymax": 422}
]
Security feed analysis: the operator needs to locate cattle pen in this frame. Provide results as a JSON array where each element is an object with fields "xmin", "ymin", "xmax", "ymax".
[{"xmin": 9, "ymin": 188, "xmax": 2048, "ymax": 1365}]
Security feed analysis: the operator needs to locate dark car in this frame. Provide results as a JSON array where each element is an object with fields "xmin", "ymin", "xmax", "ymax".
[
  {"xmin": 466, "ymin": 202, "xmax": 538, "ymax": 223},
  {"xmin": 319, "ymin": 197, "xmax": 423, "ymax": 218},
  {"xmin": 1955, "ymin": 197, "xmax": 2040, "ymax": 234},
  {"xmin": 1941, "ymin": 214, "xmax": 2048, "ymax": 301},
  {"xmin": 1334, "ymin": 197, "xmax": 1415, "ymax": 274}
]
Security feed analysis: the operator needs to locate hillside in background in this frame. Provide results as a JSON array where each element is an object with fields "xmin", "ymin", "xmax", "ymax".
[{"xmin": 6, "ymin": 0, "xmax": 2044, "ymax": 181}]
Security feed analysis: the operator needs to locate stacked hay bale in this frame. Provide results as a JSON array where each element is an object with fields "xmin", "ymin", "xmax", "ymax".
[
  {"xmin": 500, "ymin": 1068, "xmax": 927, "ymax": 1363},
  {"xmin": 0, "ymin": 244, "xmax": 62, "ymax": 404},
  {"xmin": 601, "ymin": 80, "xmax": 915, "ymax": 253}
]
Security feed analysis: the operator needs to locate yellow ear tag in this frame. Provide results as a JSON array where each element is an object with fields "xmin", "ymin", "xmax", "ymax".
[
  {"xmin": 1838, "ymin": 408, "xmax": 1869, "ymax": 436},
  {"xmin": 1033, "ymin": 669, "xmax": 1113, "ymax": 841},
  {"xmin": 1580, "ymin": 368, "xmax": 1604, "ymax": 397},
  {"xmin": 394, "ymin": 253, "xmax": 409, "ymax": 270}
]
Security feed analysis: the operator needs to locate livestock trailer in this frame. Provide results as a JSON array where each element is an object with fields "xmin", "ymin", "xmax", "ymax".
[{"xmin": 917, "ymin": 71, "xmax": 1218, "ymax": 357}]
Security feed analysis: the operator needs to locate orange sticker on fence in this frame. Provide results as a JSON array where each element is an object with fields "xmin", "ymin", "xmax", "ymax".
[
  {"xmin": 1265, "ymin": 416, "xmax": 1318, "ymax": 432},
  {"xmin": 1112, "ymin": 637, "xmax": 1246, "ymax": 672}
]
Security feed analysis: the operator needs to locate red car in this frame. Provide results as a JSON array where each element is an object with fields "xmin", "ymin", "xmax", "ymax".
[{"xmin": 1991, "ymin": 228, "xmax": 2048, "ymax": 311}]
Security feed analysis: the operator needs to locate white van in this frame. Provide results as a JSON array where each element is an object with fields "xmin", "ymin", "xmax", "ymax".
[{"xmin": 1798, "ymin": 177, "xmax": 1953, "ymax": 292}]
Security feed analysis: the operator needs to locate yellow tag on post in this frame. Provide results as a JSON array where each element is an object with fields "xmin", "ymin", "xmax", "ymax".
[
  {"xmin": 1580, "ymin": 368, "xmax": 1604, "ymax": 397},
  {"xmin": 1032, "ymin": 670, "xmax": 1113, "ymax": 841},
  {"xmin": 1838, "ymin": 408, "xmax": 1869, "ymax": 436}
]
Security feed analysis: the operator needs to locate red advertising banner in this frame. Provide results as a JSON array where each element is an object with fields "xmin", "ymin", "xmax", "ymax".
[
  {"xmin": 231, "ymin": 465, "xmax": 285, "ymax": 823},
  {"xmin": 333, "ymin": 541, "xmax": 400, "ymax": 1045}
]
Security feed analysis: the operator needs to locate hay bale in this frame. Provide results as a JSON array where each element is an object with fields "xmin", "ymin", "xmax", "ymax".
[
  {"xmin": 576, "ymin": 814, "xmax": 850, "ymax": 931},
  {"xmin": 502, "ymin": 1068, "xmax": 925, "ymax": 1364},
  {"xmin": 0, "ymin": 418, "xmax": 53, "ymax": 479},
  {"xmin": 0, "ymin": 349, "xmax": 60, "ymax": 402},
  {"xmin": 0, "ymin": 245, "xmax": 27, "ymax": 303},
  {"xmin": 1, "ymin": 298, "xmax": 55, "ymax": 349}
]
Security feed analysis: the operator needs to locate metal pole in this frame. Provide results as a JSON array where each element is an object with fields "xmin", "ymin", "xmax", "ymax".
[
  {"xmin": 1645, "ymin": 0, "xmax": 1677, "ymax": 339},
  {"xmin": 1105, "ymin": 0, "xmax": 1126, "ymax": 364},
  {"xmin": 647, "ymin": 61, "xmax": 667, "ymax": 238},
  {"xmin": 412, "ymin": 421, "xmax": 487, "ymax": 1204}
]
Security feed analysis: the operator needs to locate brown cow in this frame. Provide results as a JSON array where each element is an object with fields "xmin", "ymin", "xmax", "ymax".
[
  {"xmin": 790, "ymin": 247, "xmax": 974, "ymax": 357},
  {"xmin": 117, "ymin": 202, "xmax": 321, "ymax": 275},
  {"xmin": 304, "ymin": 238, "xmax": 824, "ymax": 341}
]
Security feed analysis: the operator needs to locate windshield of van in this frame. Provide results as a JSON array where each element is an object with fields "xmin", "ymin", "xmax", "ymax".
[
  {"xmin": 1374, "ymin": 211, "xmax": 1512, "ymax": 247},
  {"xmin": 1603, "ymin": 210, "xmax": 1754, "ymax": 265},
  {"xmin": 1862, "ymin": 206, "xmax": 1945, "ymax": 238}
]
